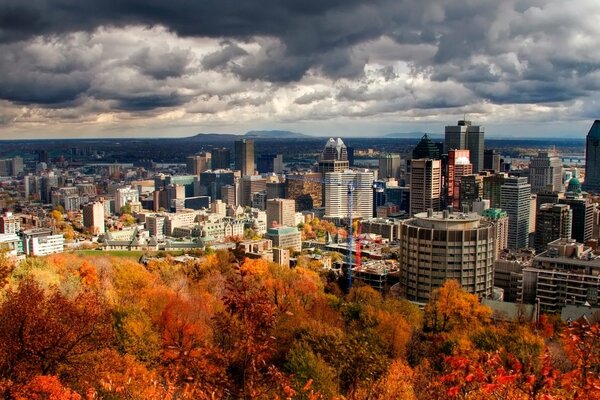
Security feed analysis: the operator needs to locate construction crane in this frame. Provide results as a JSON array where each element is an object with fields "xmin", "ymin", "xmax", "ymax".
[{"xmin": 285, "ymin": 173, "xmax": 357, "ymax": 289}]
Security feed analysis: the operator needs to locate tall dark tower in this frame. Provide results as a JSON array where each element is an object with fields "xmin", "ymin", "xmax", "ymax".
[
  {"xmin": 234, "ymin": 139, "xmax": 255, "ymax": 176},
  {"xmin": 583, "ymin": 120, "xmax": 600, "ymax": 193}
]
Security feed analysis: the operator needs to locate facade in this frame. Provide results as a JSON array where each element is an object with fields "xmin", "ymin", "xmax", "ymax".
[
  {"xmin": 534, "ymin": 203, "xmax": 572, "ymax": 253},
  {"xmin": 82, "ymin": 202, "xmax": 106, "ymax": 235},
  {"xmin": 266, "ymin": 226, "xmax": 302, "ymax": 252},
  {"xmin": 324, "ymin": 170, "xmax": 374, "ymax": 220},
  {"xmin": 146, "ymin": 215, "xmax": 166, "ymax": 240},
  {"xmin": 266, "ymin": 198, "xmax": 296, "ymax": 228},
  {"xmin": 186, "ymin": 152, "xmax": 212, "ymax": 175},
  {"xmin": 257, "ymin": 154, "xmax": 284, "ymax": 174},
  {"xmin": 359, "ymin": 218, "xmax": 402, "ymax": 241},
  {"xmin": 409, "ymin": 159, "xmax": 441, "ymax": 216},
  {"xmin": 22, "ymin": 228, "xmax": 64, "ymax": 256},
  {"xmin": 559, "ymin": 195, "xmax": 594, "ymax": 243},
  {"xmin": 115, "ymin": 187, "xmax": 140, "ymax": 212},
  {"xmin": 286, "ymin": 173, "xmax": 323, "ymax": 210},
  {"xmin": 519, "ymin": 239, "xmax": 600, "ymax": 312},
  {"xmin": 446, "ymin": 149, "xmax": 472, "ymax": 209},
  {"xmin": 234, "ymin": 139, "xmax": 255, "ymax": 176},
  {"xmin": 481, "ymin": 208, "xmax": 509, "ymax": 260},
  {"xmin": 484, "ymin": 149, "xmax": 501, "ymax": 172},
  {"xmin": 529, "ymin": 151, "xmax": 563, "ymax": 193},
  {"xmin": 500, "ymin": 176, "xmax": 531, "ymax": 249},
  {"xmin": 459, "ymin": 174, "xmax": 484, "ymax": 211},
  {"xmin": 379, "ymin": 153, "xmax": 402, "ymax": 180},
  {"xmin": 444, "ymin": 120, "xmax": 485, "ymax": 172},
  {"xmin": 0, "ymin": 212, "xmax": 20, "ymax": 234},
  {"xmin": 399, "ymin": 210, "xmax": 495, "ymax": 303},
  {"xmin": 210, "ymin": 147, "xmax": 231, "ymax": 170},
  {"xmin": 583, "ymin": 120, "xmax": 600, "ymax": 193},
  {"xmin": 241, "ymin": 175, "xmax": 267, "ymax": 207}
]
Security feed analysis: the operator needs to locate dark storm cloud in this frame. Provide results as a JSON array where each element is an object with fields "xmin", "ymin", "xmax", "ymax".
[
  {"xmin": 201, "ymin": 42, "xmax": 247, "ymax": 70},
  {"xmin": 128, "ymin": 46, "xmax": 193, "ymax": 80}
]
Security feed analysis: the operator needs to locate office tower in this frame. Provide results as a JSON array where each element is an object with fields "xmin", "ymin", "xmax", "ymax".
[
  {"xmin": 384, "ymin": 186, "xmax": 410, "ymax": 213},
  {"xmin": 241, "ymin": 175, "xmax": 267, "ymax": 207},
  {"xmin": 412, "ymin": 134, "xmax": 440, "ymax": 160},
  {"xmin": 257, "ymin": 154, "xmax": 284, "ymax": 174},
  {"xmin": 286, "ymin": 173, "xmax": 323, "ymax": 210},
  {"xmin": 447, "ymin": 149, "xmax": 472, "ymax": 209},
  {"xmin": 379, "ymin": 153, "xmax": 402, "ymax": 180},
  {"xmin": 481, "ymin": 208, "xmax": 509, "ymax": 260},
  {"xmin": 346, "ymin": 146, "xmax": 355, "ymax": 166},
  {"xmin": 483, "ymin": 172, "xmax": 507, "ymax": 208},
  {"xmin": 317, "ymin": 138, "xmax": 349, "ymax": 173},
  {"xmin": 399, "ymin": 210, "xmax": 495, "ymax": 303},
  {"xmin": 38, "ymin": 149, "xmax": 49, "ymax": 163},
  {"xmin": 529, "ymin": 151, "xmax": 563, "ymax": 193},
  {"xmin": 266, "ymin": 181, "xmax": 286, "ymax": 200},
  {"xmin": 234, "ymin": 139, "xmax": 255, "ymax": 176},
  {"xmin": 536, "ymin": 190, "xmax": 564, "ymax": 208},
  {"xmin": 11, "ymin": 156, "xmax": 23, "ymax": 176},
  {"xmin": 583, "ymin": 120, "xmax": 600, "ymax": 193},
  {"xmin": 83, "ymin": 202, "xmax": 106, "ymax": 235},
  {"xmin": 484, "ymin": 149, "xmax": 501, "ymax": 172},
  {"xmin": 534, "ymin": 204, "xmax": 572, "ymax": 253},
  {"xmin": 199, "ymin": 170, "xmax": 235, "ymax": 201},
  {"xmin": 186, "ymin": 152, "xmax": 211, "ymax": 175},
  {"xmin": 500, "ymin": 176, "xmax": 531, "ymax": 249},
  {"xmin": 324, "ymin": 170, "xmax": 374, "ymax": 220},
  {"xmin": 559, "ymin": 195, "xmax": 594, "ymax": 243},
  {"xmin": 444, "ymin": 120, "xmax": 485, "ymax": 172},
  {"xmin": 211, "ymin": 147, "xmax": 231, "ymax": 170},
  {"xmin": 0, "ymin": 212, "xmax": 20, "ymax": 234},
  {"xmin": 459, "ymin": 174, "xmax": 484, "ymax": 211},
  {"xmin": 115, "ymin": 187, "xmax": 139, "ymax": 212},
  {"xmin": 266, "ymin": 198, "xmax": 296, "ymax": 228},
  {"xmin": 409, "ymin": 159, "xmax": 441, "ymax": 216}
]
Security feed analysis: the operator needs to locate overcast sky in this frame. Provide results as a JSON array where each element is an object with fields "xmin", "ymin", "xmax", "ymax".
[{"xmin": 0, "ymin": 0, "xmax": 598, "ymax": 139}]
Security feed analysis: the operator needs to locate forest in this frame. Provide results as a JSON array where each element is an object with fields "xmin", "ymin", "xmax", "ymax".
[{"xmin": 0, "ymin": 250, "xmax": 598, "ymax": 400}]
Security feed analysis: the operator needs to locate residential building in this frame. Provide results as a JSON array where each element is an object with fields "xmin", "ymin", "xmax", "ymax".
[
  {"xmin": 409, "ymin": 159, "xmax": 441, "ymax": 216},
  {"xmin": 82, "ymin": 202, "xmax": 105, "ymax": 235},
  {"xmin": 481, "ymin": 208, "xmax": 509, "ymax": 260}
]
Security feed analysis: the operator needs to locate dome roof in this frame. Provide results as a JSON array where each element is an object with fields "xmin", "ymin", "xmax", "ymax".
[{"xmin": 569, "ymin": 177, "xmax": 581, "ymax": 185}]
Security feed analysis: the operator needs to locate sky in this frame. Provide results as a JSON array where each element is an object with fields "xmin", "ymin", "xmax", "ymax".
[{"xmin": 0, "ymin": 0, "xmax": 599, "ymax": 139}]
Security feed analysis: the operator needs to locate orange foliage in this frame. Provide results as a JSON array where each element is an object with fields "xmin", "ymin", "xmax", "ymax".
[{"xmin": 11, "ymin": 375, "xmax": 81, "ymax": 400}]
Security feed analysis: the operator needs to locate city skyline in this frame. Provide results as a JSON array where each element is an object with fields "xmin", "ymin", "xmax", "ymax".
[{"xmin": 0, "ymin": 1, "xmax": 599, "ymax": 139}]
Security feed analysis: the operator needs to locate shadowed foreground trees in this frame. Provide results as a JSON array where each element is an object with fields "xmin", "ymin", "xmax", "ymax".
[{"xmin": 0, "ymin": 254, "xmax": 598, "ymax": 399}]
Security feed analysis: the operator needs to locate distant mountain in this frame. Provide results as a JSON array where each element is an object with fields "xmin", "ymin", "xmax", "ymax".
[
  {"xmin": 244, "ymin": 130, "xmax": 310, "ymax": 139},
  {"xmin": 383, "ymin": 131, "xmax": 443, "ymax": 139}
]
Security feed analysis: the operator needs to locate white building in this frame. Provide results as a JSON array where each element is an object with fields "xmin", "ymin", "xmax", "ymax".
[
  {"xmin": 115, "ymin": 186, "xmax": 140, "ymax": 212},
  {"xmin": 22, "ymin": 229, "xmax": 64, "ymax": 256},
  {"xmin": 324, "ymin": 170, "xmax": 374, "ymax": 220}
]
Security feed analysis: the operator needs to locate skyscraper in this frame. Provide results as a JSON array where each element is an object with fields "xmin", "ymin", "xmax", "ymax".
[
  {"xmin": 317, "ymin": 138, "xmax": 349, "ymax": 173},
  {"xmin": 211, "ymin": 147, "xmax": 231, "ymax": 170},
  {"xmin": 446, "ymin": 149, "xmax": 472, "ymax": 209},
  {"xmin": 559, "ymin": 195, "xmax": 594, "ymax": 243},
  {"xmin": 257, "ymin": 154, "xmax": 284, "ymax": 174},
  {"xmin": 266, "ymin": 198, "xmax": 296, "ymax": 228},
  {"xmin": 583, "ymin": 120, "xmax": 600, "ymax": 193},
  {"xmin": 500, "ymin": 176, "xmax": 531, "ymax": 249},
  {"xmin": 323, "ymin": 170, "xmax": 374, "ymax": 220},
  {"xmin": 234, "ymin": 139, "xmax": 255, "ymax": 176},
  {"xmin": 378, "ymin": 153, "xmax": 402, "ymax": 180},
  {"xmin": 186, "ymin": 152, "xmax": 212, "ymax": 175},
  {"xmin": 529, "ymin": 151, "xmax": 563, "ymax": 193},
  {"xmin": 412, "ymin": 134, "xmax": 440, "ymax": 160},
  {"xmin": 445, "ymin": 120, "xmax": 485, "ymax": 172},
  {"xmin": 534, "ymin": 203, "xmax": 572, "ymax": 253},
  {"xmin": 484, "ymin": 149, "xmax": 501, "ymax": 172},
  {"xmin": 409, "ymin": 159, "xmax": 441, "ymax": 215},
  {"xmin": 83, "ymin": 202, "xmax": 106, "ymax": 235}
]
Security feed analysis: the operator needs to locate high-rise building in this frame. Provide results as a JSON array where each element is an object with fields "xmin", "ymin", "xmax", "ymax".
[
  {"xmin": 412, "ymin": 134, "xmax": 441, "ymax": 160},
  {"xmin": 317, "ymin": 138, "xmax": 349, "ymax": 173},
  {"xmin": 459, "ymin": 174, "xmax": 484, "ymax": 211},
  {"xmin": 484, "ymin": 149, "xmax": 501, "ymax": 172},
  {"xmin": 379, "ymin": 153, "xmax": 402, "ymax": 180},
  {"xmin": 559, "ymin": 195, "xmax": 594, "ymax": 243},
  {"xmin": 82, "ymin": 202, "xmax": 106, "ymax": 235},
  {"xmin": 266, "ymin": 226, "xmax": 302, "ymax": 252},
  {"xmin": 409, "ymin": 159, "xmax": 441, "ymax": 216},
  {"xmin": 324, "ymin": 170, "xmax": 374, "ymax": 220},
  {"xmin": 583, "ymin": 120, "xmax": 600, "ymax": 193},
  {"xmin": 266, "ymin": 198, "xmax": 296, "ymax": 228},
  {"xmin": 529, "ymin": 151, "xmax": 563, "ymax": 193},
  {"xmin": 257, "ymin": 154, "xmax": 284, "ymax": 174},
  {"xmin": 199, "ymin": 170, "xmax": 235, "ymax": 201},
  {"xmin": 481, "ymin": 208, "xmax": 509, "ymax": 260},
  {"xmin": 286, "ymin": 173, "xmax": 323, "ymax": 210},
  {"xmin": 399, "ymin": 210, "xmax": 495, "ymax": 303},
  {"xmin": 446, "ymin": 149, "xmax": 472, "ymax": 209},
  {"xmin": 534, "ymin": 203, "xmax": 572, "ymax": 253},
  {"xmin": 241, "ymin": 175, "xmax": 267, "ymax": 207},
  {"xmin": 115, "ymin": 187, "xmax": 140, "ymax": 212},
  {"xmin": 444, "ymin": 120, "xmax": 485, "ymax": 172},
  {"xmin": 483, "ymin": 172, "xmax": 507, "ymax": 208},
  {"xmin": 186, "ymin": 152, "xmax": 211, "ymax": 175},
  {"xmin": 500, "ymin": 176, "xmax": 531, "ymax": 249},
  {"xmin": 234, "ymin": 139, "xmax": 255, "ymax": 176},
  {"xmin": 210, "ymin": 147, "xmax": 231, "ymax": 170},
  {"xmin": 266, "ymin": 181, "xmax": 286, "ymax": 200}
]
